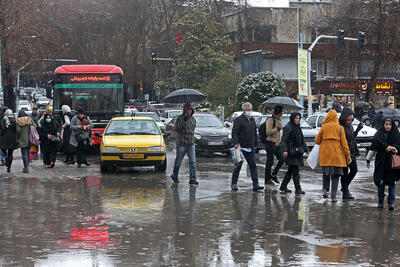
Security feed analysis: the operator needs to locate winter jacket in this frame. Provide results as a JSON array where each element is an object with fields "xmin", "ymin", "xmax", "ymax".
[
  {"xmin": 16, "ymin": 116, "xmax": 35, "ymax": 148},
  {"xmin": 0, "ymin": 116, "xmax": 16, "ymax": 150},
  {"xmin": 232, "ymin": 114, "xmax": 257, "ymax": 148},
  {"xmin": 175, "ymin": 107, "xmax": 196, "ymax": 146},
  {"xmin": 281, "ymin": 112, "xmax": 309, "ymax": 166},
  {"xmin": 40, "ymin": 118, "xmax": 61, "ymax": 152},
  {"xmin": 339, "ymin": 107, "xmax": 362, "ymax": 160},
  {"xmin": 70, "ymin": 115, "xmax": 93, "ymax": 147},
  {"xmin": 266, "ymin": 115, "xmax": 282, "ymax": 144},
  {"xmin": 61, "ymin": 105, "xmax": 76, "ymax": 152},
  {"xmin": 315, "ymin": 110, "xmax": 350, "ymax": 167},
  {"xmin": 30, "ymin": 112, "xmax": 40, "ymax": 125},
  {"xmin": 370, "ymin": 117, "xmax": 400, "ymax": 186}
]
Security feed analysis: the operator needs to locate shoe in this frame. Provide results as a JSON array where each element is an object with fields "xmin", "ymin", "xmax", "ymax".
[
  {"xmin": 231, "ymin": 184, "xmax": 238, "ymax": 191},
  {"xmin": 342, "ymin": 189, "xmax": 355, "ymax": 200},
  {"xmin": 331, "ymin": 197, "xmax": 337, "ymax": 203},
  {"xmin": 170, "ymin": 175, "xmax": 179, "ymax": 184},
  {"xmin": 83, "ymin": 162, "xmax": 91, "ymax": 166},
  {"xmin": 22, "ymin": 168, "xmax": 29, "ymax": 173},
  {"xmin": 295, "ymin": 189, "xmax": 305, "ymax": 195},
  {"xmin": 50, "ymin": 162, "xmax": 55, "ymax": 168},
  {"xmin": 389, "ymin": 205, "xmax": 394, "ymax": 211},
  {"xmin": 253, "ymin": 185, "xmax": 264, "ymax": 191},
  {"xmin": 189, "ymin": 180, "xmax": 199, "ymax": 185},
  {"xmin": 62, "ymin": 160, "xmax": 69, "ymax": 164},
  {"xmin": 271, "ymin": 175, "xmax": 279, "ymax": 184},
  {"xmin": 6, "ymin": 167, "xmax": 10, "ymax": 173},
  {"xmin": 0, "ymin": 160, "xmax": 5, "ymax": 166},
  {"xmin": 265, "ymin": 180, "xmax": 275, "ymax": 186},
  {"xmin": 323, "ymin": 189, "xmax": 328, "ymax": 199},
  {"xmin": 378, "ymin": 199, "xmax": 384, "ymax": 209},
  {"xmin": 77, "ymin": 164, "xmax": 81, "ymax": 168},
  {"xmin": 279, "ymin": 187, "xmax": 292, "ymax": 193},
  {"xmin": 66, "ymin": 161, "xmax": 75, "ymax": 165}
]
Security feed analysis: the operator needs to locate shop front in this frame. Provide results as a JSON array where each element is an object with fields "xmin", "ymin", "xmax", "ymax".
[{"xmin": 359, "ymin": 79, "xmax": 395, "ymax": 108}]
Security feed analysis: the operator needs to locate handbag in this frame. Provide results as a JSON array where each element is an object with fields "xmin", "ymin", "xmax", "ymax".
[
  {"xmin": 50, "ymin": 135, "xmax": 60, "ymax": 143},
  {"xmin": 391, "ymin": 154, "xmax": 400, "ymax": 170},
  {"xmin": 28, "ymin": 125, "xmax": 40, "ymax": 145},
  {"xmin": 76, "ymin": 131, "xmax": 90, "ymax": 142},
  {"xmin": 289, "ymin": 144, "xmax": 304, "ymax": 156}
]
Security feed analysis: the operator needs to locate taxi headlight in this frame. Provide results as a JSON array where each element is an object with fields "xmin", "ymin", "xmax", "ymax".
[
  {"xmin": 103, "ymin": 146, "xmax": 119, "ymax": 152},
  {"xmin": 148, "ymin": 146, "xmax": 163, "ymax": 152},
  {"xmin": 194, "ymin": 134, "xmax": 202, "ymax": 140}
]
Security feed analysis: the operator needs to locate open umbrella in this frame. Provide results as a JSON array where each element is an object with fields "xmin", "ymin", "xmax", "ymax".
[
  {"xmin": 357, "ymin": 101, "xmax": 369, "ymax": 106},
  {"xmin": 262, "ymin": 96, "xmax": 304, "ymax": 110},
  {"xmin": 163, "ymin": 88, "xmax": 206, "ymax": 103}
]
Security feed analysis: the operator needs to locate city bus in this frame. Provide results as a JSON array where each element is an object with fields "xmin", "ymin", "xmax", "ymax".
[{"xmin": 53, "ymin": 65, "xmax": 124, "ymax": 146}]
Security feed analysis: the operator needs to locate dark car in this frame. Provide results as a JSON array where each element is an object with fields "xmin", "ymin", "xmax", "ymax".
[
  {"xmin": 165, "ymin": 113, "xmax": 233, "ymax": 154},
  {"xmin": 361, "ymin": 108, "xmax": 400, "ymax": 127},
  {"xmin": 255, "ymin": 114, "xmax": 318, "ymax": 152}
]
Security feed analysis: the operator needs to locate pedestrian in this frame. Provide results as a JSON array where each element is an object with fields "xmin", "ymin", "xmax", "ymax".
[
  {"xmin": 339, "ymin": 107, "xmax": 364, "ymax": 199},
  {"xmin": 315, "ymin": 110, "xmax": 351, "ymax": 202},
  {"xmin": 280, "ymin": 112, "xmax": 309, "ymax": 194},
  {"xmin": 265, "ymin": 105, "xmax": 285, "ymax": 185},
  {"xmin": 170, "ymin": 103, "xmax": 198, "ymax": 185},
  {"xmin": 70, "ymin": 109, "xmax": 92, "ymax": 167},
  {"xmin": 37, "ymin": 110, "xmax": 48, "ymax": 160},
  {"xmin": 231, "ymin": 102, "xmax": 264, "ymax": 191},
  {"xmin": 16, "ymin": 110, "xmax": 36, "ymax": 173},
  {"xmin": 30, "ymin": 107, "xmax": 40, "ymax": 125},
  {"xmin": 367, "ymin": 117, "xmax": 400, "ymax": 210},
  {"xmin": 61, "ymin": 105, "xmax": 76, "ymax": 165},
  {"xmin": 368, "ymin": 103, "xmax": 376, "ymax": 122},
  {"xmin": 332, "ymin": 97, "xmax": 342, "ymax": 113},
  {"xmin": 0, "ymin": 109, "xmax": 16, "ymax": 173},
  {"xmin": 372, "ymin": 110, "xmax": 384, "ymax": 130},
  {"xmin": 40, "ymin": 114, "xmax": 61, "ymax": 168}
]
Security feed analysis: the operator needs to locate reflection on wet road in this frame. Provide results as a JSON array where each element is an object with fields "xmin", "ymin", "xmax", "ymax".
[{"xmin": 0, "ymin": 151, "xmax": 399, "ymax": 266}]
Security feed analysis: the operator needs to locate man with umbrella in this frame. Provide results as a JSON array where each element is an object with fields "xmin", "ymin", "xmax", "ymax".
[{"xmin": 170, "ymin": 103, "xmax": 198, "ymax": 185}]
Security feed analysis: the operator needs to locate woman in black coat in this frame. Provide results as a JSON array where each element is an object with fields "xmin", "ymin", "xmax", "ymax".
[
  {"xmin": 0, "ymin": 109, "xmax": 16, "ymax": 173},
  {"xmin": 367, "ymin": 117, "xmax": 400, "ymax": 210},
  {"xmin": 40, "ymin": 114, "xmax": 61, "ymax": 168},
  {"xmin": 280, "ymin": 112, "xmax": 309, "ymax": 194}
]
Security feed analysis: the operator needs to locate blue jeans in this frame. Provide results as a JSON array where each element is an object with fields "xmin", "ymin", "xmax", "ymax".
[
  {"xmin": 378, "ymin": 183, "xmax": 396, "ymax": 205},
  {"xmin": 171, "ymin": 145, "xmax": 197, "ymax": 181},
  {"xmin": 232, "ymin": 149, "xmax": 259, "ymax": 188}
]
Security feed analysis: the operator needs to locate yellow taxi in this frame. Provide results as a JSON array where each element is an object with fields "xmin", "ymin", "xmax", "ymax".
[{"xmin": 97, "ymin": 117, "xmax": 167, "ymax": 173}]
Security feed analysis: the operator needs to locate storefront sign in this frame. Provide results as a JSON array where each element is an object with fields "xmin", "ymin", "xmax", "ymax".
[{"xmin": 359, "ymin": 80, "xmax": 394, "ymax": 95}]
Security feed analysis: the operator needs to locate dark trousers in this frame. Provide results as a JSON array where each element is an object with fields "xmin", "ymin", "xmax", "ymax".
[
  {"xmin": 378, "ymin": 183, "xmax": 396, "ymax": 205},
  {"xmin": 323, "ymin": 175, "xmax": 340, "ymax": 198},
  {"xmin": 2, "ymin": 149, "xmax": 13, "ymax": 168},
  {"xmin": 21, "ymin": 147, "xmax": 30, "ymax": 168},
  {"xmin": 265, "ymin": 141, "xmax": 284, "ymax": 182},
  {"xmin": 280, "ymin": 165, "xmax": 301, "ymax": 190},
  {"xmin": 77, "ymin": 141, "xmax": 88, "ymax": 165},
  {"xmin": 341, "ymin": 159, "xmax": 358, "ymax": 192},
  {"xmin": 43, "ymin": 146, "xmax": 57, "ymax": 165},
  {"xmin": 232, "ymin": 150, "xmax": 259, "ymax": 188},
  {"xmin": 65, "ymin": 152, "xmax": 75, "ymax": 163}
]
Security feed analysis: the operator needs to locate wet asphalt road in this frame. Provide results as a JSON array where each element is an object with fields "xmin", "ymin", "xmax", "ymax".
[{"xmin": 0, "ymin": 148, "xmax": 399, "ymax": 266}]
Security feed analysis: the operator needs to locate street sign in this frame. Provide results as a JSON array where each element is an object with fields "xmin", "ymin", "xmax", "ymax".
[{"xmin": 298, "ymin": 49, "xmax": 308, "ymax": 96}]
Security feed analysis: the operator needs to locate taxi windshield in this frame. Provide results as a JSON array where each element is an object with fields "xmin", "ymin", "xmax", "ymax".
[{"xmin": 105, "ymin": 120, "xmax": 160, "ymax": 135}]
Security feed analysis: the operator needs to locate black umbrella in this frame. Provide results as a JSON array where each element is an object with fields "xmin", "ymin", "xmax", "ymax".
[
  {"xmin": 262, "ymin": 96, "xmax": 304, "ymax": 110},
  {"xmin": 163, "ymin": 89, "xmax": 206, "ymax": 104}
]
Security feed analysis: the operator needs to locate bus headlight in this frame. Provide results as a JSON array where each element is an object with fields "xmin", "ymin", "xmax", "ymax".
[
  {"xmin": 103, "ymin": 146, "xmax": 119, "ymax": 152},
  {"xmin": 148, "ymin": 146, "xmax": 163, "ymax": 152}
]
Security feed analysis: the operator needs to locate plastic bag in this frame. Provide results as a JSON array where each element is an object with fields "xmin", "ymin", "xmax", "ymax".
[
  {"xmin": 231, "ymin": 147, "xmax": 244, "ymax": 166},
  {"xmin": 306, "ymin": 144, "xmax": 320, "ymax": 169}
]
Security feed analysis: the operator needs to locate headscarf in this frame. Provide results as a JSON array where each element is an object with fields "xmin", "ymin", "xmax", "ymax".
[
  {"xmin": 3, "ymin": 109, "xmax": 13, "ymax": 128},
  {"xmin": 62, "ymin": 105, "xmax": 72, "ymax": 115},
  {"xmin": 18, "ymin": 110, "xmax": 28, "ymax": 118},
  {"xmin": 374, "ymin": 117, "xmax": 400, "ymax": 148},
  {"xmin": 42, "ymin": 114, "xmax": 58, "ymax": 135},
  {"xmin": 289, "ymin": 111, "xmax": 304, "ymax": 145}
]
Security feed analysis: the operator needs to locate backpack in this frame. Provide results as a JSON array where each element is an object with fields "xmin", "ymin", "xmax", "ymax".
[
  {"xmin": 28, "ymin": 125, "xmax": 40, "ymax": 145},
  {"xmin": 259, "ymin": 117, "xmax": 276, "ymax": 144}
]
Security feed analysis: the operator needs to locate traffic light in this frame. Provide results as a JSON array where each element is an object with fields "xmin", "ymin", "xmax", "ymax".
[
  {"xmin": 337, "ymin": 30, "xmax": 345, "ymax": 46},
  {"xmin": 310, "ymin": 70, "xmax": 317, "ymax": 87},
  {"xmin": 358, "ymin": 31, "xmax": 366, "ymax": 48},
  {"xmin": 151, "ymin": 52, "xmax": 157, "ymax": 64}
]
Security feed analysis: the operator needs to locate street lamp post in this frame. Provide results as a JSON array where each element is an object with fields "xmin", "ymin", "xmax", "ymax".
[{"xmin": 16, "ymin": 58, "xmax": 78, "ymax": 93}]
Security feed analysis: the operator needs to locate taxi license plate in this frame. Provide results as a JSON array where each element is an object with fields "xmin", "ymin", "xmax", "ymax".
[
  {"xmin": 208, "ymin": 141, "xmax": 223, "ymax": 145},
  {"xmin": 123, "ymin": 154, "xmax": 144, "ymax": 159}
]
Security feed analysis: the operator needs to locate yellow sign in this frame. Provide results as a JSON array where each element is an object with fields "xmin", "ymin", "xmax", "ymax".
[{"xmin": 298, "ymin": 49, "xmax": 308, "ymax": 96}]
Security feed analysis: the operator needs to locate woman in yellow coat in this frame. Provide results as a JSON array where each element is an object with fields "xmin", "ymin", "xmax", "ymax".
[{"xmin": 315, "ymin": 110, "xmax": 351, "ymax": 202}]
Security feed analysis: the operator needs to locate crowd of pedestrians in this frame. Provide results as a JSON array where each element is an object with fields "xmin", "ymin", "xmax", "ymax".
[
  {"xmin": 170, "ymin": 101, "xmax": 400, "ymax": 211},
  {"xmin": 0, "ymin": 105, "xmax": 92, "ymax": 173}
]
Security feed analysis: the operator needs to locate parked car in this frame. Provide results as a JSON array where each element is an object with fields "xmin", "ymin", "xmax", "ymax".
[
  {"xmin": 224, "ymin": 111, "xmax": 263, "ymax": 131},
  {"xmin": 255, "ymin": 114, "xmax": 318, "ymax": 152},
  {"xmin": 307, "ymin": 112, "xmax": 377, "ymax": 149},
  {"xmin": 160, "ymin": 109, "xmax": 182, "ymax": 125},
  {"xmin": 17, "ymin": 100, "xmax": 32, "ymax": 115},
  {"xmin": 165, "ymin": 113, "xmax": 233, "ymax": 154},
  {"xmin": 361, "ymin": 108, "xmax": 400, "ymax": 127},
  {"xmin": 132, "ymin": 112, "xmax": 166, "ymax": 132},
  {"xmin": 36, "ymin": 97, "xmax": 50, "ymax": 108},
  {"xmin": 96, "ymin": 117, "xmax": 167, "ymax": 173}
]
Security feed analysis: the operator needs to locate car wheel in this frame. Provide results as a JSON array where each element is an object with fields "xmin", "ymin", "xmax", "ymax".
[
  {"xmin": 364, "ymin": 119, "xmax": 371, "ymax": 126},
  {"xmin": 100, "ymin": 163, "xmax": 108, "ymax": 173},
  {"xmin": 155, "ymin": 157, "xmax": 167, "ymax": 172}
]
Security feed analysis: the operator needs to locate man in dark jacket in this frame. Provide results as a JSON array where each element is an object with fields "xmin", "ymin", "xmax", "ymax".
[
  {"xmin": 30, "ymin": 107, "xmax": 40, "ymax": 124},
  {"xmin": 339, "ymin": 107, "xmax": 364, "ymax": 199},
  {"xmin": 231, "ymin": 102, "xmax": 263, "ymax": 191},
  {"xmin": 170, "ymin": 103, "xmax": 198, "ymax": 185}
]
